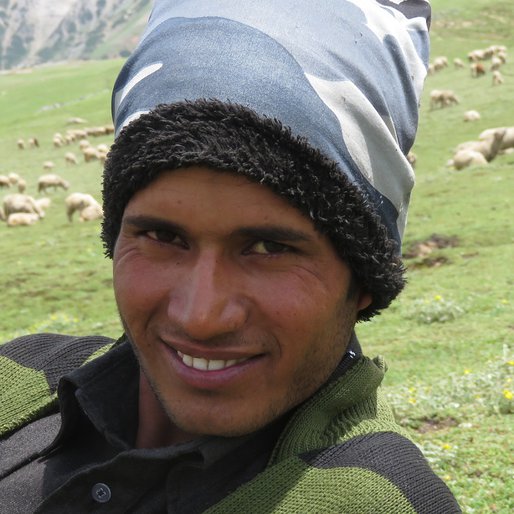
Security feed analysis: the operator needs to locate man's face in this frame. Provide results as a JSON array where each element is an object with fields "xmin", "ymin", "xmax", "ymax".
[{"xmin": 113, "ymin": 166, "xmax": 371, "ymax": 440}]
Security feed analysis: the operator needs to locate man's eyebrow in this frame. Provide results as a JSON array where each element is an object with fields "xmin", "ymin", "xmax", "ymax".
[
  {"xmin": 122, "ymin": 215, "xmax": 314, "ymax": 243},
  {"xmin": 122, "ymin": 215, "xmax": 184, "ymax": 234},
  {"xmin": 235, "ymin": 226, "xmax": 313, "ymax": 243}
]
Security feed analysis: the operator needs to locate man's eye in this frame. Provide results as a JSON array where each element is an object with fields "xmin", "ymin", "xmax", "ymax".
[
  {"xmin": 145, "ymin": 230, "xmax": 180, "ymax": 244},
  {"xmin": 251, "ymin": 240, "xmax": 290, "ymax": 255}
]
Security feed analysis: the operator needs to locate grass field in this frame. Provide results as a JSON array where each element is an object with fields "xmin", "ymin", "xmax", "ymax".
[{"xmin": 1, "ymin": 2, "xmax": 513, "ymax": 512}]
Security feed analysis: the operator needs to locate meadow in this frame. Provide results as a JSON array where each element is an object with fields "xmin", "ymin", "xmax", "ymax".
[{"xmin": 1, "ymin": 2, "xmax": 513, "ymax": 511}]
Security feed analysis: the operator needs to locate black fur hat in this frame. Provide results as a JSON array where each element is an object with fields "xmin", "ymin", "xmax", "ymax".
[{"xmin": 102, "ymin": 100, "xmax": 405, "ymax": 320}]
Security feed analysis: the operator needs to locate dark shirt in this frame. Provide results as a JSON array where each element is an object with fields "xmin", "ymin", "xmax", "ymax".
[{"xmin": 0, "ymin": 343, "xmax": 288, "ymax": 513}]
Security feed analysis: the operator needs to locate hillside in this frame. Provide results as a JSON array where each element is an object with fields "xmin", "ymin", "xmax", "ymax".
[{"xmin": 0, "ymin": 0, "xmax": 151, "ymax": 69}]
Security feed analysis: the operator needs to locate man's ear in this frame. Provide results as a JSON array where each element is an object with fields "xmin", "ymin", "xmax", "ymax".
[{"xmin": 357, "ymin": 291, "xmax": 373, "ymax": 312}]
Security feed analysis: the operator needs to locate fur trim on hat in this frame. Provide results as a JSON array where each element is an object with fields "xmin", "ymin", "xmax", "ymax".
[{"xmin": 102, "ymin": 100, "xmax": 405, "ymax": 319}]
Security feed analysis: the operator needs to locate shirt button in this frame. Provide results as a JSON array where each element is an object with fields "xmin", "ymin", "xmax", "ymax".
[{"xmin": 92, "ymin": 483, "xmax": 112, "ymax": 503}]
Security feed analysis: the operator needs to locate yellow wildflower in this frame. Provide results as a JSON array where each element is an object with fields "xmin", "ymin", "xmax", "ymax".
[
  {"xmin": 463, "ymin": 368, "xmax": 472, "ymax": 375},
  {"xmin": 503, "ymin": 390, "xmax": 513, "ymax": 400},
  {"xmin": 441, "ymin": 443, "xmax": 452, "ymax": 450},
  {"xmin": 434, "ymin": 294, "xmax": 443, "ymax": 301}
]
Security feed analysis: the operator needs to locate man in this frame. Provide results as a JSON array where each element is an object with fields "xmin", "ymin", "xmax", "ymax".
[{"xmin": 0, "ymin": 1, "xmax": 461, "ymax": 512}]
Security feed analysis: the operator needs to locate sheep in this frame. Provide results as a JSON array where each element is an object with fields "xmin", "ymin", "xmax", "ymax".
[
  {"xmin": 65, "ymin": 152, "xmax": 78, "ymax": 165},
  {"xmin": 53, "ymin": 136, "xmax": 64, "ymax": 148},
  {"xmin": 17, "ymin": 138, "xmax": 25, "ymax": 150},
  {"xmin": 66, "ymin": 117, "xmax": 87, "ymax": 124},
  {"xmin": 35, "ymin": 197, "xmax": 52, "ymax": 212},
  {"xmin": 27, "ymin": 137, "xmax": 39, "ymax": 148},
  {"xmin": 455, "ymin": 129, "xmax": 506, "ymax": 162},
  {"xmin": 0, "ymin": 175, "xmax": 10, "ymax": 189},
  {"xmin": 479, "ymin": 127, "xmax": 514, "ymax": 153},
  {"xmin": 17, "ymin": 178, "xmax": 27, "ymax": 193},
  {"xmin": 463, "ymin": 110, "xmax": 481, "ymax": 122},
  {"xmin": 79, "ymin": 203, "xmax": 103, "ymax": 222},
  {"xmin": 467, "ymin": 49, "xmax": 486, "ymax": 62},
  {"xmin": 453, "ymin": 58, "xmax": 465, "ymax": 69},
  {"xmin": 82, "ymin": 146, "xmax": 101, "ymax": 163},
  {"xmin": 407, "ymin": 151, "xmax": 417, "ymax": 168},
  {"xmin": 432, "ymin": 56, "xmax": 448, "ymax": 71},
  {"xmin": 470, "ymin": 62, "xmax": 486, "ymax": 77},
  {"xmin": 450, "ymin": 150, "xmax": 488, "ymax": 170},
  {"xmin": 96, "ymin": 143, "xmax": 110, "ymax": 154},
  {"xmin": 65, "ymin": 192, "xmax": 99, "ymax": 221},
  {"xmin": 7, "ymin": 212, "xmax": 40, "ymax": 227},
  {"xmin": 490, "ymin": 56, "xmax": 503, "ymax": 71},
  {"xmin": 78, "ymin": 139, "xmax": 91, "ymax": 150},
  {"xmin": 8, "ymin": 172, "xmax": 21, "ymax": 185},
  {"xmin": 43, "ymin": 160, "xmax": 55, "ymax": 171},
  {"xmin": 3, "ymin": 193, "xmax": 45, "ymax": 218},
  {"xmin": 85, "ymin": 126, "xmax": 108, "ymax": 137},
  {"xmin": 0, "ymin": 206, "xmax": 5, "ymax": 221},
  {"xmin": 492, "ymin": 70, "xmax": 504, "ymax": 86},
  {"xmin": 430, "ymin": 89, "xmax": 459, "ymax": 109},
  {"xmin": 37, "ymin": 173, "xmax": 70, "ymax": 194}
]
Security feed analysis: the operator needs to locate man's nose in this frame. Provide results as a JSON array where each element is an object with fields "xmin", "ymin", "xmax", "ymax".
[{"xmin": 167, "ymin": 251, "xmax": 248, "ymax": 341}]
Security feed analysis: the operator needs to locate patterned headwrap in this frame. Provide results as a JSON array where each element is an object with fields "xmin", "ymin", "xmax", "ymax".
[{"xmin": 102, "ymin": 0, "xmax": 431, "ymax": 319}]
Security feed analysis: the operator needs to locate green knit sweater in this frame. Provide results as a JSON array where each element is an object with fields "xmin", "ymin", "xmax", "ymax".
[{"xmin": 0, "ymin": 334, "xmax": 460, "ymax": 513}]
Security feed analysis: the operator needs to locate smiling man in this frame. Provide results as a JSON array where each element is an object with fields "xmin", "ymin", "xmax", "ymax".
[{"xmin": 1, "ymin": 1, "xmax": 461, "ymax": 512}]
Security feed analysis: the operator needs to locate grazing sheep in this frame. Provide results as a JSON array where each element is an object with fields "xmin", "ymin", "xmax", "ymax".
[
  {"xmin": 79, "ymin": 203, "xmax": 103, "ymax": 222},
  {"xmin": 0, "ymin": 206, "xmax": 5, "ymax": 221},
  {"xmin": 78, "ymin": 139, "xmax": 91, "ymax": 150},
  {"xmin": 37, "ymin": 173, "xmax": 70, "ymax": 194},
  {"xmin": 490, "ymin": 56, "xmax": 503, "ymax": 71},
  {"xmin": 65, "ymin": 152, "xmax": 78, "ymax": 165},
  {"xmin": 65, "ymin": 192, "xmax": 99, "ymax": 221},
  {"xmin": 492, "ymin": 70, "xmax": 504, "ymax": 86},
  {"xmin": 17, "ymin": 138, "xmax": 25, "ymax": 150},
  {"xmin": 453, "ymin": 58, "xmax": 465, "ymax": 69},
  {"xmin": 27, "ymin": 137, "xmax": 39, "ymax": 148},
  {"xmin": 66, "ymin": 117, "xmax": 87, "ymax": 125},
  {"xmin": 407, "ymin": 151, "xmax": 417, "ymax": 168},
  {"xmin": 450, "ymin": 150, "xmax": 488, "ymax": 170},
  {"xmin": 17, "ymin": 178, "xmax": 27, "ymax": 193},
  {"xmin": 3, "ymin": 193, "xmax": 45, "ymax": 218},
  {"xmin": 43, "ymin": 160, "xmax": 55, "ymax": 171},
  {"xmin": 8, "ymin": 172, "xmax": 21, "ymax": 185},
  {"xmin": 463, "ymin": 110, "xmax": 481, "ymax": 122},
  {"xmin": 7, "ymin": 212, "xmax": 40, "ymax": 227},
  {"xmin": 455, "ymin": 129, "xmax": 506, "ymax": 162},
  {"xmin": 82, "ymin": 146, "xmax": 101, "ymax": 163},
  {"xmin": 432, "ymin": 56, "xmax": 448, "ymax": 71},
  {"xmin": 85, "ymin": 126, "xmax": 108, "ymax": 137},
  {"xmin": 53, "ymin": 136, "xmax": 64, "ymax": 148},
  {"xmin": 0, "ymin": 175, "xmax": 10, "ymax": 188},
  {"xmin": 470, "ymin": 62, "xmax": 486, "ymax": 77},
  {"xmin": 35, "ymin": 197, "xmax": 52, "ymax": 212},
  {"xmin": 430, "ymin": 89, "xmax": 459, "ymax": 109},
  {"xmin": 8, "ymin": 212, "xmax": 40, "ymax": 226},
  {"xmin": 479, "ymin": 126, "xmax": 514, "ymax": 153}
]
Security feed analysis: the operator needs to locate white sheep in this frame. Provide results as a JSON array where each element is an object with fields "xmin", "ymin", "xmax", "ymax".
[
  {"xmin": 492, "ymin": 70, "xmax": 504, "ymax": 86},
  {"xmin": 17, "ymin": 138, "xmax": 25, "ymax": 150},
  {"xmin": 82, "ymin": 146, "xmax": 101, "ymax": 163},
  {"xmin": 27, "ymin": 137, "xmax": 39, "ymax": 148},
  {"xmin": 450, "ymin": 150, "xmax": 488, "ymax": 170},
  {"xmin": 430, "ymin": 89, "xmax": 459, "ymax": 109},
  {"xmin": 37, "ymin": 173, "xmax": 70, "ymax": 194},
  {"xmin": 65, "ymin": 152, "xmax": 78, "ymax": 165},
  {"xmin": 79, "ymin": 203, "xmax": 103, "ymax": 222},
  {"xmin": 43, "ymin": 160, "xmax": 55, "ymax": 171},
  {"xmin": 463, "ymin": 110, "xmax": 481, "ymax": 122},
  {"xmin": 3, "ymin": 193, "xmax": 45, "ymax": 218},
  {"xmin": 479, "ymin": 127, "xmax": 514, "ymax": 153},
  {"xmin": 455, "ymin": 129, "xmax": 506, "ymax": 162},
  {"xmin": 453, "ymin": 58, "xmax": 465, "ymax": 69},
  {"xmin": 7, "ymin": 212, "xmax": 40, "ymax": 227},
  {"xmin": 0, "ymin": 175, "xmax": 10, "ymax": 189},
  {"xmin": 8, "ymin": 172, "xmax": 21, "ymax": 185},
  {"xmin": 65, "ymin": 192, "xmax": 99, "ymax": 222},
  {"xmin": 17, "ymin": 178, "xmax": 27, "ymax": 193}
]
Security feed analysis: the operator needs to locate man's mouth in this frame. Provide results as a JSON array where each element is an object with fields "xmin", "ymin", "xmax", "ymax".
[{"xmin": 176, "ymin": 350, "xmax": 250, "ymax": 371}]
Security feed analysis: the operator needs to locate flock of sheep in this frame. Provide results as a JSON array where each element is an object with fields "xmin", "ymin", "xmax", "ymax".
[
  {"xmin": 1, "ymin": 120, "xmax": 113, "ymax": 227},
  {"xmin": 424, "ymin": 44, "xmax": 513, "ymax": 171}
]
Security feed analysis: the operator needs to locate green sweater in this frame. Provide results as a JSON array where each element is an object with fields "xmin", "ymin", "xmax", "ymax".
[{"xmin": 0, "ymin": 333, "xmax": 460, "ymax": 513}]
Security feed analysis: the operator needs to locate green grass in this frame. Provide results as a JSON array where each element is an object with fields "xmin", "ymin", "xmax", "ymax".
[{"xmin": 1, "ymin": 3, "xmax": 514, "ymax": 511}]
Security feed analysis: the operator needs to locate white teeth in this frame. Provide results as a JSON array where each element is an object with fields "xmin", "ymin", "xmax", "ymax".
[{"xmin": 177, "ymin": 351, "xmax": 246, "ymax": 371}]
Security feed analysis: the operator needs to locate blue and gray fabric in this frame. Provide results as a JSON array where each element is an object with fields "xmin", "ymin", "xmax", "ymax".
[{"xmin": 101, "ymin": 0, "xmax": 431, "ymax": 319}]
